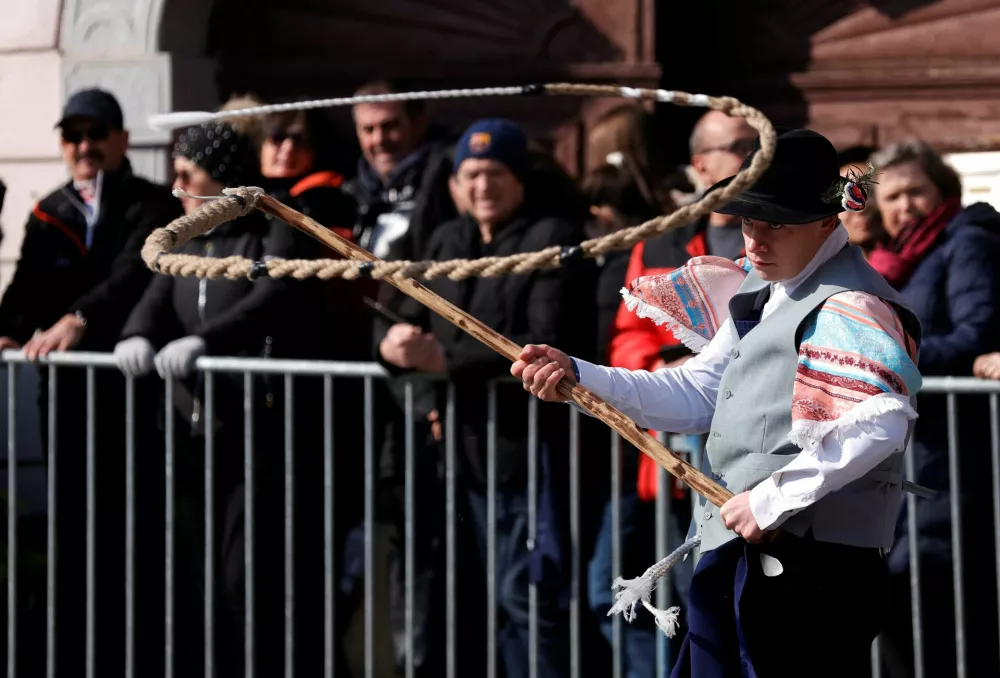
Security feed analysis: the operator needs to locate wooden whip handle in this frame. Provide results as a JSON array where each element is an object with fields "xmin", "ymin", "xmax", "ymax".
[{"xmin": 256, "ymin": 194, "xmax": 734, "ymax": 508}]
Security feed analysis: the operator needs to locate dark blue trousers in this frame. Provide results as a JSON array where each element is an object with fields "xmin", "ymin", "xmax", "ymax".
[
  {"xmin": 465, "ymin": 483, "xmax": 569, "ymax": 678},
  {"xmin": 671, "ymin": 534, "xmax": 888, "ymax": 678}
]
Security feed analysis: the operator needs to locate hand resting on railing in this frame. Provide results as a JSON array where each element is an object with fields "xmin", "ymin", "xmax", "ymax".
[
  {"xmin": 973, "ymin": 352, "xmax": 1000, "ymax": 381},
  {"xmin": 114, "ymin": 337, "xmax": 156, "ymax": 378},
  {"xmin": 113, "ymin": 335, "xmax": 206, "ymax": 379}
]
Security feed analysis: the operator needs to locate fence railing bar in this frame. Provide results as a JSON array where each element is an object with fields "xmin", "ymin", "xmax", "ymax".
[
  {"xmin": 904, "ymin": 434, "xmax": 924, "ymax": 678},
  {"xmin": 196, "ymin": 357, "xmax": 387, "ymax": 377},
  {"xmin": 244, "ymin": 372, "xmax": 255, "ymax": 678},
  {"xmin": 284, "ymin": 373, "xmax": 295, "ymax": 678},
  {"xmin": 445, "ymin": 383, "xmax": 457, "ymax": 678},
  {"xmin": 947, "ymin": 394, "xmax": 966, "ymax": 678},
  {"xmin": 45, "ymin": 365, "xmax": 57, "ymax": 678},
  {"xmin": 487, "ymin": 383, "xmax": 497, "ymax": 678},
  {"xmin": 569, "ymin": 408, "xmax": 580, "ymax": 678},
  {"xmin": 364, "ymin": 377, "xmax": 374, "ymax": 678},
  {"xmin": 991, "ymin": 393, "xmax": 1000, "ymax": 670},
  {"xmin": 323, "ymin": 375, "xmax": 334, "ymax": 678},
  {"xmin": 6, "ymin": 364, "xmax": 15, "ymax": 678},
  {"xmin": 125, "ymin": 376, "xmax": 136, "ymax": 678},
  {"xmin": 527, "ymin": 396, "xmax": 539, "ymax": 678},
  {"xmin": 611, "ymin": 432, "xmax": 622, "ymax": 678},
  {"xmin": 205, "ymin": 372, "xmax": 216, "ymax": 678},
  {"xmin": 85, "ymin": 367, "xmax": 96, "ymax": 678},
  {"xmin": 655, "ymin": 432, "xmax": 670, "ymax": 678},
  {"xmin": 405, "ymin": 381, "xmax": 415, "ymax": 678},
  {"xmin": 165, "ymin": 377, "xmax": 176, "ymax": 678}
]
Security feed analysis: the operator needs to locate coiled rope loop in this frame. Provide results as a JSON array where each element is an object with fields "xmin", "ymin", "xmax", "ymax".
[{"xmin": 142, "ymin": 84, "xmax": 775, "ymax": 282}]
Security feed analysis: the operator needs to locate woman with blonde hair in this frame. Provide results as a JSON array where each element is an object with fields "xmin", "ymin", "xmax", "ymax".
[{"xmin": 869, "ymin": 138, "xmax": 1000, "ymax": 678}]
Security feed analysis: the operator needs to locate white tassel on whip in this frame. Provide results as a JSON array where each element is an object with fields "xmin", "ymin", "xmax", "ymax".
[{"xmin": 607, "ymin": 533, "xmax": 700, "ymax": 637}]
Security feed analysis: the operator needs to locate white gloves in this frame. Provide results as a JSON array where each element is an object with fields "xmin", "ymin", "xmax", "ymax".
[
  {"xmin": 114, "ymin": 335, "xmax": 206, "ymax": 379},
  {"xmin": 114, "ymin": 337, "xmax": 156, "ymax": 378},
  {"xmin": 154, "ymin": 336, "xmax": 206, "ymax": 379}
]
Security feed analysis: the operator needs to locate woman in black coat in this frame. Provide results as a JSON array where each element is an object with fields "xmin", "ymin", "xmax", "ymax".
[
  {"xmin": 868, "ymin": 140, "xmax": 1000, "ymax": 678},
  {"xmin": 113, "ymin": 121, "xmax": 307, "ymax": 677}
]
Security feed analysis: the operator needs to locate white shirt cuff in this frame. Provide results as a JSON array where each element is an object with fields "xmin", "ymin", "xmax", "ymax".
[{"xmin": 749, "ymin": 477, "xmax": 795, "ymax": 531}]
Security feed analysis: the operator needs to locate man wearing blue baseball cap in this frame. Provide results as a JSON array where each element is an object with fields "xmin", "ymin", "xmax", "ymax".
[{"xmin": 373, "ymin": 118, "xmax": 597, "ymax": 678}]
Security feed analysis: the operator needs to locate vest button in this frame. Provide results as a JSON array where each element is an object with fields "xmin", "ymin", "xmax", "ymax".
[
  {"xmin": 704, "ymin": 511, "xmax": 712, "ymax": 520},
  {"xmin": 731, "ymin": 349, "xmax": 740, "ymax": 359},
  {"xmin": 724, "ymin": 389, "xmax": 732, "ymax": 399}
]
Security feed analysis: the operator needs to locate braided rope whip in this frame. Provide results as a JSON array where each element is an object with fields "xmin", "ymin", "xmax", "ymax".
[{"xmin": 142, "ymin": 83, "xmax": 776, "ymax": 282}]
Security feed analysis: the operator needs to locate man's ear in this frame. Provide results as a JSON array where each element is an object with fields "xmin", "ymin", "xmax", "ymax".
[
  {"xmin": 689, "ymin": 152, "xmax": 708, "ymax": 184},
  {"xmin": 448, "ymin": 174, "xmax": 465, "ymax": 213}
]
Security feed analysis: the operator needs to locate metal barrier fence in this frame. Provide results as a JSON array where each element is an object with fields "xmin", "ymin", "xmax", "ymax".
[{"xmin": 0, "ymin": 351, "xmax": 997, "ymax": 678}]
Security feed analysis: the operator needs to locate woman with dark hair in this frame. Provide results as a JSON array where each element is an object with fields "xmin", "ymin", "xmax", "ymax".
[
  {"xmin": 869, "ymin": 139, "xmax": 1000, "ymax": 678},
  {"xmin": 581, "ymin": 157, "xmax": 667, "ymax": 356},
  {"xmin": 113, "ymin": 120, "xmax": 313, "ymax": 677},
  {"xmin": 258, "ymin": 105, "xmax": 377, "ymax": 677},
  {"xmin": 259, "ymin": 109, "xmax": 356, "ymax": 231}
]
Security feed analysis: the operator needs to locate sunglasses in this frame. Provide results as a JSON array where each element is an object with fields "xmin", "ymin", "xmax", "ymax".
[
  {"xmin": 267, "ymin": 129, "xmax": 308, "ymax": 147},
  {"xmin": 61, "ymin": 125, "xmax": 111, "ymax": 144}
]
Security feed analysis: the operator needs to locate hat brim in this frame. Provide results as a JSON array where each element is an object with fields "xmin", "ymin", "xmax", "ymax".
[
  {"xmin": 54, "ymin": 113, "xmax": 106, "ymax": 130},
  {"xmin": 706, "ymin": 175, "xmax": 843, "ymax": 225}
]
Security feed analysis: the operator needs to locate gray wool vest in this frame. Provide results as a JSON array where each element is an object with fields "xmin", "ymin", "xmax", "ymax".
[{"xmin": 694, "ymin": 244, "xmax": 922, "ymax": 554}]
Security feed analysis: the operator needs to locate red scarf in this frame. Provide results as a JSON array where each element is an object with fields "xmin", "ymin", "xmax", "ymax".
[{"xmin": 868, "ymin": 196, "xmax": 962, "ymax": 288}]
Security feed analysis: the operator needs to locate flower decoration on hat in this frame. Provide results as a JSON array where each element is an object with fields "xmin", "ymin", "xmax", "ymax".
[{"xmin": 824, "ymin": 162, "xmax": 879, "ymax": 213}]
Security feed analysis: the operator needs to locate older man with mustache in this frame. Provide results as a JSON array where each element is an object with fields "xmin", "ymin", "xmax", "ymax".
[
  {"xmin": 0, "ymin": 88, "xmax": 181, "ymax": 357},
  {"xmin": 0, "ymin": 87, "xmax": 181, "ymax": 676}
]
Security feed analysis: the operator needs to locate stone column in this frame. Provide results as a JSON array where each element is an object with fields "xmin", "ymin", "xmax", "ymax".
[
  {"xmin": 0, "ymin": 0, "xmax": 69, "ymax": 289},
  {"xmin": 59, "ymin": 0, "xmax": 217, "ymax": 185}
]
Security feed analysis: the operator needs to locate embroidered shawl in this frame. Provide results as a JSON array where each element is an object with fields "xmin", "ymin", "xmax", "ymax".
[{"xmin": 622, "ymin": 255, "xmax": 922, "ymax": 449}]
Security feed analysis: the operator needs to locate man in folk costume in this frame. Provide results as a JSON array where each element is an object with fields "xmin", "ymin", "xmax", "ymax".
[{"xmin": 512, "ymin": 128, "xmax": 924, "ymax": 677}]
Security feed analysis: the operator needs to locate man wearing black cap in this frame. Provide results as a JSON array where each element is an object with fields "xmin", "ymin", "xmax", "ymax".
[
  {"xmin": 0, "ymin": 87, "xmax": 180, "ymax": 675},
  {"xmin": 513, "ymin": 128, "xmax": 926, "ymax": 676},
  {"xmin": 0, "ymin": 87, "xmax": 180, "ymax": 355}
]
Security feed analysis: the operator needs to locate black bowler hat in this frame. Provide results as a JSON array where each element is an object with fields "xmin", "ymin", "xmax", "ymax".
[
  {"xmin": 56, "ymin": 88, "xmax": 124, "ymax": 130},
  {"xmin": 707, "ymin": 128, "xmax": 851, "ymax": 225}
]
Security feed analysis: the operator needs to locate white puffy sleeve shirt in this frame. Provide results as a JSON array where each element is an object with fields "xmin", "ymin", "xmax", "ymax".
[
  {"xmin": 573, "ymin": 328, "xmax": 909, "ymax": 530},
  {"xmin": 571, "ymin": 228, "xmax": 912, "ymax": 530}
]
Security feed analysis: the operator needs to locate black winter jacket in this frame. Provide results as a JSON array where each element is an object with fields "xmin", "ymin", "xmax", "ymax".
[
  {"xmin": 263, "ymin": 171, "xmax": 378, "ymax": 362},
  {"xmin": 889, "ymin": 203, "xmax": 1000, "ymax": 571},
  {"xmin": 374, "ymin": 209, "xmax": 598, "ymax": 488},
  {"xmin": 0, "ymin": 159, "xmax": 182, "ymax": 348},
  {"xmin": 120, "ymin": 212, "xmax": 308, "ymax": 359}
]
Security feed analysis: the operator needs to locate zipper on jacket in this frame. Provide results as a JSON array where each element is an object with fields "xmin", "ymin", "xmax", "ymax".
[
  {"xmin": 59, "ymin": 170, "xmax": 103, "ymax": 247},
  {"xmin": 192, "ymin": 240, "xmax": 213, "ymax": 431},
  {"xmin": 198, "ymin": 241, "xmax": 213, "ymax": 323}
]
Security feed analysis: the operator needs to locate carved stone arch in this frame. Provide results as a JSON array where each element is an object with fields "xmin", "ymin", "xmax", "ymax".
[{"xmin": 59, "ymin": 0, "xmax": 219, "ymax": 182}]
